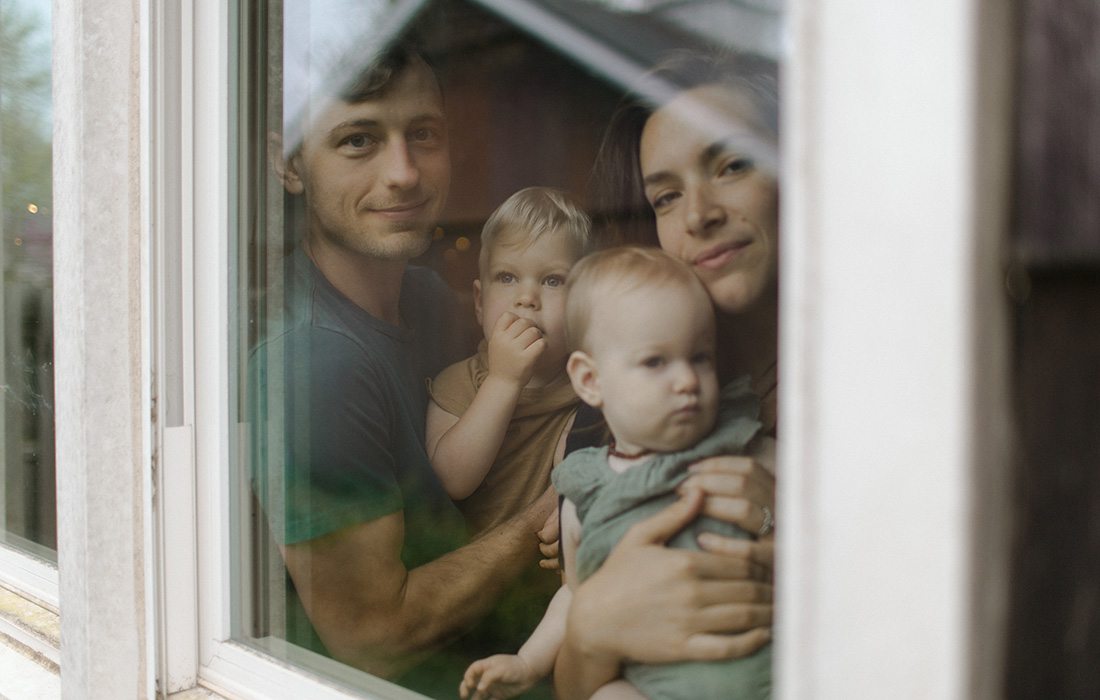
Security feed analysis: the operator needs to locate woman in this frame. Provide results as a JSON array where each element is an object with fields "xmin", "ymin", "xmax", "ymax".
[{"xmin": 555, "ymin": 51, "xmax": 781, "ymax": 698}]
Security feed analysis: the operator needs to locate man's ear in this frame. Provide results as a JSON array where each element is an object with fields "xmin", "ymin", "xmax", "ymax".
[
  {"xmin": 566, "ymin": 351, "xmax": 602, "ymax": 408},
  {"xmin": 472, "ymin": 279, "xmax": 484, "ymax": 327},
  {"xmin": 268, "ymin": 131, "xmax": 305, "ymax": 195}
]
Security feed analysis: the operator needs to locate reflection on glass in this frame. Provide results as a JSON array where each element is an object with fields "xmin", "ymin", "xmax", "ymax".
[
  {"xmin": 0, "ymin": 0, "xmax": 56, "ymax": 563},
  {"xmin": 232, "ymin": 0, "xmax": 779, "ymax": 696}
]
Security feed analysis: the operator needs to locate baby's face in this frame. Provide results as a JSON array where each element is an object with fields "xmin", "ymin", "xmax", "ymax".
[
  {"xmin": 475, "ymin": 228, "xmax": 580, "ymax": 380},
  {"xmin": 584, "ymin": 280, "xmax": 719, "ymax": 455}
]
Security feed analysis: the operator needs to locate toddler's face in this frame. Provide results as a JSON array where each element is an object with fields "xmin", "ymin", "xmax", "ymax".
[
  {"xmin": 475, "ymin": 228, "xmax": 580, "ymax": 381},
  {"xmin": 581, "ymin": 280, "xmax": 719, "ymax": 454}
]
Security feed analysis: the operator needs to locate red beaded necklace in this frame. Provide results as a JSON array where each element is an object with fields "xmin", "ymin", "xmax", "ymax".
[{"xmin": 607, "ymin": 438, "xmax": 652, "ymax": 460}]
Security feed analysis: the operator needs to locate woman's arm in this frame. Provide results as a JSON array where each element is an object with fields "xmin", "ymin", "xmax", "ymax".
[{"xmin": 554, "ymin": 480, "xmax": 775, "ymax": 700}]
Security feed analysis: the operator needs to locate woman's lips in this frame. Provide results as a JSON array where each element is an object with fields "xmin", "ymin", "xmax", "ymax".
[{"xmin": 693, "ymin": 239, "xmax": 751, "ymax": 270}]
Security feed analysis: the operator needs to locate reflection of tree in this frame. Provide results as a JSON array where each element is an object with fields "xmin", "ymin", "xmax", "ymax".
[
  {"xmin": 1, "ymin": 1, "xmax": 52, "ymax": 225},
  {"xmin": 0, "ymin": 0, "xmax": 56, "ymax": 559}
]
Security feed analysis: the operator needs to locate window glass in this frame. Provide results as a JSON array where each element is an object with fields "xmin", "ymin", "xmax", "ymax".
[
  {"xmin": 0, "ymin": 0, "xmax": 56, "ymax": 564},
  {"xmin": 232, "ymin": 0, "xmax": 780, "ymax": 695}
]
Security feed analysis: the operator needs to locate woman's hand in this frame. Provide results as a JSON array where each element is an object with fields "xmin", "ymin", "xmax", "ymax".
[
  {"xmin": 537, "ymin": 504, "xmax": 561, "ymax": 571},
  {"xmin": 679, "ymin": 442, "xmax": 777, "ymax": 545}
]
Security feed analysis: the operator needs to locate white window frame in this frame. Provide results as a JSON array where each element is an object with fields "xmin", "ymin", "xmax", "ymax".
[{"xmin": 156, "ymin": 1, "xmax": 1018, "ymax": 699}]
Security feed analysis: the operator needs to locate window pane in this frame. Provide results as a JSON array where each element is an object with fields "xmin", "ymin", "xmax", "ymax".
[
  {"xmin": 0, "ymin": 0, "xmax": 56, "ymax": 564},
  {"xmin": 233, "ymin": 0, "xmax": 780, "ymax": 695}
]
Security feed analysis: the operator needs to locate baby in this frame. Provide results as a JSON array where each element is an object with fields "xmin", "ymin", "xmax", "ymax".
[
  {"xmin": 426, "ymin": 186, "xmax": 591, "ymax": 536},
  {"xmin": 460, "ymin": 246, "xmax": 773, "ymax": 700}
]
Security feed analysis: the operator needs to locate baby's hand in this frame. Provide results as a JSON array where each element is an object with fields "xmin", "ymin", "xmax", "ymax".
[
  {"xmin": 459, "ymin": 654, "xmax": 540, "ymax": 700},
  {"xmin": 486, "ymin": 312, "xmax": 545, "ymax": 386}
]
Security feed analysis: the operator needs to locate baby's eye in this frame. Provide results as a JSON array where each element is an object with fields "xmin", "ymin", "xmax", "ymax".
[
  {"xmin": 543, "ymin": 274, "xmax": 566, "ymax": 288},
  {"xmin": 691, "ymin": 351, "xmax": 714, "ymax": 366},
  {"xmin": 642, "ymin": 356, "xmax": 664, "ymax": 369}
]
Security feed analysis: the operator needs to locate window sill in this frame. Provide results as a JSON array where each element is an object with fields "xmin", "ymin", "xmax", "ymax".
[{"xmin": 0, "ymin": 584, "xmax": 60, "ymax": 698}]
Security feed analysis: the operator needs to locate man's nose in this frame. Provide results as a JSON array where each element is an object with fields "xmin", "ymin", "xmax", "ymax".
[
  {"xmin": 382, "ymin": 139, "xmax": 420, "ymax": 189},
  {"xmin": 684, "ymin": 183, "xmax": 726, "ymax": 237}
]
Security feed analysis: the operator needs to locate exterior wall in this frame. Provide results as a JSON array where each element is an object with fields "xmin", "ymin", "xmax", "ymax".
[
  {"xmin": 53, "ymin": 0, "xmax": 153, "ymax": 696},
  {"xmin": 0, "ymin": 1, "xmax": 1024, "ymax": 698}
]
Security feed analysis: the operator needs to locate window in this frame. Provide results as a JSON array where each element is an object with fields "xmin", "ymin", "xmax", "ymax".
[
  {"xmin": 227, "ymin": 0, "xmax": 781, "ymax": 696},
  {"xmin": 0, "ymin": 0, "xmax": 56, "ymax": 568}
]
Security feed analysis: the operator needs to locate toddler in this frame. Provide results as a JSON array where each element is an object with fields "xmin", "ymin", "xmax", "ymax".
[
  {"xmin": 460, "ymin": 246, "xmax": 773, "ymax": 700},
  {"xmin": 427, "ymin": 186, "xmax": 590, "ymax": 536}
]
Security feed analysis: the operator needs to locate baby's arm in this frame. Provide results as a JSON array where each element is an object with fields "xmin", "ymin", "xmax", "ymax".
[
  {"xmin": 459, "ymin": 585, "xmax": 572, "ymax": 700},
  {"xmin": 427, "ymin": 312, "xmax": 545, "ymax": 500},
  {"xmin": 460, "ymin": 500, "xmax": 581, "ymax": 699}
]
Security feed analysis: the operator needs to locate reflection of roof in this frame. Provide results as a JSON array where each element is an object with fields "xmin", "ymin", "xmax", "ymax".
[
  {"xmin": 464, "ymin": 0, "xmax": 779, "ymax": 104},
  {"xmin": 282, "ymin": 0, "xmax": 780, "ymax": 150},
  {"xmin": 479, "ymin": 0, "xmax": 780, "ymax": 72}
]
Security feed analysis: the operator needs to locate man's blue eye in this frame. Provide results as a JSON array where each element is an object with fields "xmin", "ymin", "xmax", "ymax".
[{"xmin": 342, "ymin": 134, "xmax": 376, "ymax": 149}]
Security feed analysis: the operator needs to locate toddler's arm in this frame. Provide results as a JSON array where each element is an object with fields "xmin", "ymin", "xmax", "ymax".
[
  {"xmin": 459, "ymin": 584, "xmax": 571, "ymax": 700},
  {"xmin": 427, "ymin": 312, "xmax": 545, "ymax": 500}
]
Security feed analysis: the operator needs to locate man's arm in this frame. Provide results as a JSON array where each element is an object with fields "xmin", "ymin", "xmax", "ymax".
[{"xmin": 283, "ymin": 486, "xmax": 556, "ymax": 679}]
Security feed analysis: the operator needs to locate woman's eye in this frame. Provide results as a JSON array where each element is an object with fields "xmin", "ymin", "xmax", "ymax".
[
  {"xmin": 543, "ymin": 275, "xmax": 565, "ymax": 288},
  {"xmin": 650, "ymin": 191, "xmax": 680, "ymax": 211},
  {"xmin": 720, "ymin": 158, "xmax": 753, "ymax": 176}
]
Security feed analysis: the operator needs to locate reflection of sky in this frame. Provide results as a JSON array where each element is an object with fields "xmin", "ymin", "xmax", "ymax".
[{"xmin": 283, "ymin": 0, "xmax": 420, "ymax": 145}]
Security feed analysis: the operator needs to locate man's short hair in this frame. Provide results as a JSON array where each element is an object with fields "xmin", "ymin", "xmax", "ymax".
[
  {"xmin": 283, "ymin": 40, "xmax": 438, "ymax": 155},
  {"xmin": 565, "ymin": 246, "xmax": 710, "ymax": 353},
  {"xmin": 478, "ymin": 187, "xmax": 592, "ymax": 275},
  {"xmin": 340, "ymin": 41, "xmax": 435, "ymax": 103}
]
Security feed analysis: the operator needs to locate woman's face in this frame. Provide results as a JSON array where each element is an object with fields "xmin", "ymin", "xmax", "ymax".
[{"xmin": 640, "ymin": 84, "xmax": 779, "ymax": 315}]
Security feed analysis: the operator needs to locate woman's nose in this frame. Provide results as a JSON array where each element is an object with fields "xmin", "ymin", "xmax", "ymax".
[{"xmin": 684, "ymin": 184, "xmax": 726, "ymax": 237}]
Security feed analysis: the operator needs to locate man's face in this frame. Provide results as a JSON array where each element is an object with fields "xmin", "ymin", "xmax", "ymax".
[{"xmin": 285, "ymin": 59, "xmax": 451, "ymax": 261}]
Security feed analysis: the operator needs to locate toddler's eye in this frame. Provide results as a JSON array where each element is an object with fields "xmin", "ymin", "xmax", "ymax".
[
  {"xmin": 496, "ymin": 272, "xmax": 516, "ymax": 284},
  {"xmin": 543, "ymin": 275, "xmax": 565, "ymax": 288}
]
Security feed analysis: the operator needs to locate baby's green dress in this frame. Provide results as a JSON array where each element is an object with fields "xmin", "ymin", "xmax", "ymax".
[{"xmin": 551, "ymin": 377, "xmax": 772, "ymax": 700}]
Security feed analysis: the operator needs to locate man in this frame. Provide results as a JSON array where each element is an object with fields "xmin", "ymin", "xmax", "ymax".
[{"xmin": 251, "ymin": 45, "xmax": 557, "ymax": 690}]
